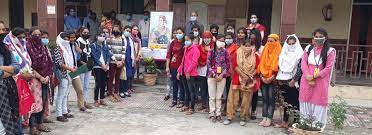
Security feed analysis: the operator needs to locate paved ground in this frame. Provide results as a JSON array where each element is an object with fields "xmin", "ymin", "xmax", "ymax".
[{"xmin": 29, "ymin": 75, "xmax": 372, "ymax": 135}]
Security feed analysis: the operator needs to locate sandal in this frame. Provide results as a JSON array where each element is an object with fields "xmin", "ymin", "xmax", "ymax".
[
  {"xmin": 43, "ymin": 118, "xmax": 54, "ymax": 123},
  {"xmin": 180, "ymin": 107, "xmax": 189, "ymax": 112},
  {"xmin": 211, "ymin": 116, "xmax": 217, "ymax": 123},
  {"xmin": 176, "ymin": 103, "xmax": 184, "ymax": 108},
  {"xmin": 216, "ymin": 116, "xmax": 223, "ymax": 123},
  {"xmin": 30, "ymin": 127, "xmax": 41, "ymax": 135},
  {"xmin": 114, "ymin": 94, "xmax": 122, "ymax": 102},
  {"xmin": 63, "ymin": 113, "xmax": 74, "ymax": 118},
  {"xmin": 37, "ymin": 125, "xmax": 52, "ymax": 132},
  {"xmin": 109, "ymin": 95, "xmax": 118, "ymax": 102},
  {"xmin": 100, "ymin": 100, "xmax": 108, "ymax": 106},
  {"xmin": 185, "ymin": 109, "xmax": 194, "ymax": 115}
]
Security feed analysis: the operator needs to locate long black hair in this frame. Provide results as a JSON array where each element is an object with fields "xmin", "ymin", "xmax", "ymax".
[
  {"xmin": 0, "ymin": 42, "xmax": 11, "ymax": 66},
  {"xmin": 250, "ymin": 28, "xmax": 261, "ymax": 51},
  {"xmin": 312, "ymin": 28, "xmax": 330, "ymax": 65}
]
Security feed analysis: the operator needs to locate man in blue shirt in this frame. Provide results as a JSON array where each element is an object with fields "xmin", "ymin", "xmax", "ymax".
[
  {"xmin": 64, "ymin": 8, "xmax": 81, "ymax": 32},
  {"xmin": 185, "ymin": 11, "xmax": 204, "ymax": 35}
]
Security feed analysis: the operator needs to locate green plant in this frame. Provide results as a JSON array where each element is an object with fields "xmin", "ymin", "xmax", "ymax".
[
  {"xmin": 143, "ymin": 57, "xmax": 161, "ymax": 74},
  {"xmin": 329, "ymin": 96, "xmax": 347, "ymax": 135},
  {"xmin": 297, "ymin": 115, "xmax": 324, "ymax": 131}
]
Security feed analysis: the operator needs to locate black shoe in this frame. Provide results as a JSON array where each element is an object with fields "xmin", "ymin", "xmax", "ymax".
[
  {"xmin": 250, "ymin": 111, "xmax": 257, "ymax": 120},
  {"xmin": 164, "ymin": 95, "xmax": 170, "ymax": 101},
  {"xmin": 119, "ymin": 93, "xmax": 127, "ymax": 98},
  {"xmin": 124, "ymin": 92, "xmax": 131, "ymax": 97},
  {"xmin": 63, "ymin": 114, "xmax": 74, "ymax": 118},
  {"xmin": 56, "ymin": 116, "xmax": 68, "ymax": 122}
]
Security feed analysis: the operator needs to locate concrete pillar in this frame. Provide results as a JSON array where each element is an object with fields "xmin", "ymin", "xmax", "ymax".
[
  {"xmin": 156, "ymin": 0, "xmax": 172, "ymax": 11},
  {"xmin": 37, "ymin": 0, "xmax": 64, "ymax": 40},
  {"xmin": 279, "ymin": 0, "xmax": 298, "ymax": 41}
]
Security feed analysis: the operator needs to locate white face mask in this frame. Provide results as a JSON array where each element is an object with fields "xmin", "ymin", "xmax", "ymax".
[
  {"xmin": 203, "ymin": 38, "xmax": 211, "ymax": 45},
  {"xmin": 227, "ymin": 29, "xmax": 235, "ymax": 33},
  {"xmin": 250, "ymin": 18, "xmax": 258, "ymax": 23},
  {"xmin": 193, "ymin": 31, "xmax": 199, "ymax": 37},
  {"xmin": 190, "ymin": 16, "xmax": 197, "ymax": 21},
  {"xmin": 216, "ymin": 41, "xmax": 225, "ymax": 48},
  {"xmin": 97, "ymin": 37, "xmax": 105, "ymax": 42}
]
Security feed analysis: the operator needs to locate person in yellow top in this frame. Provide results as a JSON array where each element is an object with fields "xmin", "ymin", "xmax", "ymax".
[{"xmin": 257, "ymin": 34, "xmax": 282, "ymax": 127}]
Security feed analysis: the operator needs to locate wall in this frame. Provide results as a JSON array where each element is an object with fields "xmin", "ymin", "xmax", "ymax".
[
  {"xmin": 296, "ymin": 0, "xmax": 352, "ymax": 39},
  {"xmin": 0, "ymin": 0, "xmax": 9, "ymax": 25},
  {"xmin": 90, "ymin": 0, "xmax": 103, "ymax": 17},
  {"xmin": 270, "ymin": 0, "xmax": 281, "ymax": 35},
  {"xmin": 24, "ymin": 0, "xmax": 37, "ymax": 28}
]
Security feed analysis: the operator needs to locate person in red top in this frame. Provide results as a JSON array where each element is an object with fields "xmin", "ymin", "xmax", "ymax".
[
  {"xmin": 246, "ymin": 14, "xmax": 266, "ymax": 42},
  {"xmin": 196, "ymin": 31, "xmax": 215, "ymax": 112},
  {"xmin": 166, "ymin": 27, "xmax": 185, "ymax": 107}
]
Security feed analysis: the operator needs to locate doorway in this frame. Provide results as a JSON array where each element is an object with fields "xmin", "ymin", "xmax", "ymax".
[
  {"xmin": 248, "ymin": 0, "xmax": 273, "ymax": 37},
  {"xmin": 9, "ymin": 0, "xmax": 24, "ymax": 28}
]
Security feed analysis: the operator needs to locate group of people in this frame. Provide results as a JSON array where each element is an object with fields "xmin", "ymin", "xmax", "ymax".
[
  {"xmin": 164, "ymin": 12, "xmax": 336, "ymax": 130},
  {"xmin": 0, "ymin": 9, "xmax": 335, "ymax": 135}
]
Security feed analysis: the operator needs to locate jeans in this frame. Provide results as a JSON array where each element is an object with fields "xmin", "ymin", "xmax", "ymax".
[
  {"xmin": 72, "ymin": 77, "xmax": 85, "ymax": 109},
  {"xmin": 171, "ymin": 69, "xmax": 183, "ymax": 104},
  {"xmin": 108, "ymin": 63, "xmax": 122, "ymax": 95},
  {"xmin": 207, "ymin": 78, "xmax": 226, "ymax": 116},
  {"xmin": 251, "ymin": 91, "xmax": 258, "ymax": 112},
  {"xmin": 185, "ymin": 77, "xmax": 198, "ymax": 110},
  {"xmin": 93, "ymin": 68, "xmax": 107, "ymax": 101},
  {"xmin": 197, "ymin": 76, "xmax": 208, "ymax": 106},
  {"xmin": 29, "ymin": 84, "xmax": 48, "ymax": 127},
  {"xmin": 56, "ymin": 78, "xmax": 70, "ymax": 116},
  {"xmin": 0, "ymin": 121, "xmax": 5, "ymax": 135},
  {"xmin": 280, "ymin": 84, "xmax": 299, "ymax": 122},
  {"xmin": 261, "ymin": 83, "xmax": 275, "ymax": 119},
  {"xmin": 80, "ymin": 71, "xmax": 92, "ymax": 102},
  {"xmin": 120, "ymin": 76, "xmax": 133, "ymax": 94},
  {"xmin": 180, "ymin": 76, "xmax": 189, "ymax": 105},
  {"xmin": 16, "ymin": 118, "xmax": 23, "ymax": 135}
]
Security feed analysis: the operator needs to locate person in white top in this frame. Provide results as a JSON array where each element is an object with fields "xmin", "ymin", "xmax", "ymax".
[{"xmin": 139, "ymin": 11, "xmax": 150, "ymax": 47}]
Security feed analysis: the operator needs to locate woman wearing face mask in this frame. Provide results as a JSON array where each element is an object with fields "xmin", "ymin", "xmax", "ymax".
[
  {"xmin": 197, "ymin": 31, "xmax": 214, "ymax": 112},
  {"xmin": 76, "ymin": 27, "xmax": 94, "ymax": 110},
  {"xmin": 249, "ymin": 28, "xmax": 263, "ymax": 120},
  {"xmin": 275, "ymin": 35, "xmax": 303, "ymax": 128},
  {"xmin": 225, "ymin": 23, "xmax": 235, "ymax": 39},
  {"xmin": 107, "ymin": 25, "xmax": 125, "ymax": 102},
  {"xmin": 166, "ymin": 28, "xmax": 185, "ymax": 107},
  {"xmin": 91, "ymin": 31, "xmax": 112, "ymax": 107},
  {"xmin": 210, "ymin": 24, "xmax": 219, "ymax": 41},
  {"xmin": 224, "ymin": 38, "xmax": 259, "ymax": 126},
  {"xmin": 207, "ymin": 35, "xmax": 229, "ymax": 123},
  {"xmin": 300, "ymin": 28, "xmax": 335, "ymax": 129},
  {"xmin": 246, "ymin": 14, "xmax": 265, "ymax": 41},
  {"xmin": 119, "ymin": 25, "xmax": 135, "ymax": 98},
  {"xmin": 258, "ymin": 34, "xmax": 282, "ymax": 127},
  {"xmin": 177, "ymin": 32, "xmax": 200, "ymax": 115},
  {"xmin": 26, "ymin": 27, "xmax": 54, "ymax": 134}
]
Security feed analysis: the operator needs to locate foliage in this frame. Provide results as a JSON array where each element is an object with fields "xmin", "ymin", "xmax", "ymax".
[
  {"xmin": 143, "ymin": 57, "xmax": 160, "ymax": 74},
  {"xmin": 329, "ymin": 96, "xmax": 347, "ymax": 134}
]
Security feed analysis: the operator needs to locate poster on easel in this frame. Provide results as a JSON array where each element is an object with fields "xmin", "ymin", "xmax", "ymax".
[{"xmin": 148, "ymin": 11, "xmax": 173, "ymax": 49}]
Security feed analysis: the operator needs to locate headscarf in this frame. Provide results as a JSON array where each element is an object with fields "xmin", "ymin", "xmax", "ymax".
[
  {"xmin": 258, "ymin": 34, "xmax": 282, "ymax": 78},
  {"xmin": 3, "ymin": 32, "xmax": 32, "ymax": 72},
  {"xmin": 199, "ymin": 31, "xmax": 214, "ymax": 66},
  {"xmin": 56, "ymin": 32, "xmax": 74, "ymax": 68},
  {"xmin": 237, "ymin": 46, "xmax": 256, "ymax": 90},
  {"xmin": 276, "ymin": 34, "xmax": 303, "ymax": 80},
  {"xmin": 27, "ymin": 36, "xmax": 53, "ymax": 77}
]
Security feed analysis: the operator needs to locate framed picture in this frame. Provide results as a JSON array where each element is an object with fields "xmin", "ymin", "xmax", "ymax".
[{"xmin": 148, "ymin": 11, "xmax": 174, "ymax": 49}]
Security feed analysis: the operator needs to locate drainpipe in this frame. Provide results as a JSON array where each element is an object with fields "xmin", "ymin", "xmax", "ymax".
[{"xmin": 344, "ymin": 0, "xmax": 353, "ymax": 77}]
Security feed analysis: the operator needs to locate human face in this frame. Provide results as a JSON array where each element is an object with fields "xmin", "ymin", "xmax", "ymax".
[
  {"xmin": 237, "ymin": 30, "xmax": 246, "ymax": 39},
  {"xmin": 132, "ymin": 26, "xmax": 139, "ymax": 35},
  {"xmin": 191, "ymin": 12, "xmax": 198, "ymax": 17},
  {"xmin": 267, "ymin": 37, "xmax": 276, "ymax": 43},
  {"xmin": 217, "ymin": 37, "xmax": 224, "ymax": 42},
  {"xmin": 313, "ymin": 32, "xmax": 326, "ymax": 45},
  {"xmin": 31, "ymin": 29, "xmax": 41, "ymax": 37},
  {"xmin": 287, "ymin": 39, "xmax": 296, "ymax": 46},
  {"xmin": 159, "ymin": 17, "xmax": 165, "ymax": 26},
  {"xmin": 113, "ymin": 27, "xmax": 120, "ymax": 32},
  {"xmin": 211, "ymin": 28, "xmax": 217, "ymax": 34},
  {"xmin": 69, "ymin": 34, "xmax": 76, "ymax": 42},
  {"xmin": 41, "ymin": 34, "xmax": 49, "ymax": 39},
  {"xmin": 0, "ymin": 23, "xmax": 6, "ymax": 34},
  {"xmin": 82, "ymin": 29, "xmax": 89, "ymax": 35}
]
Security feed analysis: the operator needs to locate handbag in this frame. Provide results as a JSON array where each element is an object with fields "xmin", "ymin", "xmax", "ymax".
[{"xmin": 16, "ymin": 75, "xmax": 35, "ymax": 115}]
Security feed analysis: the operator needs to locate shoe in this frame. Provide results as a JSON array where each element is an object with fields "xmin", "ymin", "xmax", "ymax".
[
  {"xmin": 124, "ymin": 92, "xmax": 131, "ymax": 97},
  {"xmin": 164, "ymin": 95, "xmax": 170, "ymax": 101},
  {"xmin": 63, "ymin": 114, "xmax": 74, "ymax": 118},
  {"xmin": 43, "ymin": 118, "xmax": 54, "ymax": 123},
  {"xmin": 223, "ymin": 119, "xmax": 232, "ymax": 125},
  {"xmin": 56, "ymin": 116, "xmax": 68, "ymax": 122},
  {"xmin": 30, "ymin": 127, "xmax": 41, "ymax": 135},
  {"xmin": 250, "ymin": 111, "xmax": 257, "ymax": 120},
  {"xmin": 185, "ymin": 109, "xmax": 194, "ymax": 115},
  {"xmin": 240, "ymin": 120, "xmax": 247, "ymax": 126},
  {"xmin": 80, "ymin": 107, "xmax": 92, "ymax": 113},
  {"xmin": 216, "ymin": 116, "xmax": 223, "ymax": 123},
  {"xmin": 100, "ymin": 100, "xmax": 108, "ymax": 106},
  {"xmin": 169, "ymin": 102, "xmax": 177, "ymax": 107},
  {"xmin": 85, "ymin": 103, "xmax": 94, "ymax": 109},
  {"xmin": 176, "ymin": 103, "xmax": 184, "ymax": 108},
  {"xmin": 94, "ymin": 101, "xmax": 100, "ymax": 108},
  {"xmin": 119, "ymin": 93, "xmax": 126, "ymax": 98}
]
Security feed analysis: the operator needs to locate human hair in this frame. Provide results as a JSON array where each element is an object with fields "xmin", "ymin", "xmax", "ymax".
[
  {"xmin": 312, "ymin": 28, "xmax": 330, "ymax": 65},
  {"xmin": 225, "ymin": 23, "xmax": 235, "ymax": 30},
  {"xmin": 191, "ymin": 11, "xmax": 198, "ymax": 16},
  {"xmin": 216, "ymin": 34, "xmax": 225, "ymax": 40},
  {"xmin": 29, "ymin": 26, "xmax": 40, "ymax": 35},
  {"xmin": 144, "ymin": 11, "xmax": 150, "ymax": 14},
  {"xmin": 42, "ymin": 31, "xmax": 49, "ymax": 36},
  {"xmin": 237, "ymin": 27, "xmax": 248, "ymax": 39},
  {"xmin": 243, "ymin": 38, "xmax": 252, "ymax": 46},
  {"xmin": 0, "ymin": 41, "xmax": 11, "ymax": 66},
  {"xmin": 112, "ymin": 24, "xmax": 122, "ymax": 31},
  {"xmin": 78, "ymin": 26, "xmax": 89, "ymax": 37},
  {"xmin": 191, "ymin": 24, "xmax": 200, "ymax": 31},
  {"xmin": 210, "ymin": 24, "xmax": 219, "ymax": 31},
  {"xmin": 12, "ymin": 27, "xmax": 25, "ymax": 36},
  {"xmin": 187, "ymin": 32, "xmax": 196, "ymax": 41},
  {"xmin": 131, "ymin": 25, "xmax": 139, "ymax": 30},
  {"xmin": 123, "ymin": 25, "xmax": 132, "ymax": 31},
  {"xmin": 286, "ymin": 36, "xmax": 297, "ymax": 43},
  {"xmin": 250, "ymin": 29, "xmax": 261, "ymax": 50}
]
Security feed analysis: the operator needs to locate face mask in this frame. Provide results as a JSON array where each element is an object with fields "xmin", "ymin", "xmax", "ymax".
[
  {"xmin": 216, "ymin": 41, "xmax": 225, "ymax": 48},
  {"xmin": 41, "ymin": 38, "xmax": 49, "ymax": 46},
  {"xmin": 287, "ymin": 44, "xmax": 296, "ymax": 52},
  {"xmin": 176, "ymin": 34, "xmax": 184, "ymax": 40},
  {"xmin": 97, "ymin": 37, "xmax": 105, "ymax": 42},
  {"xmin": 314, "ymin": 37, "xmax": 326, "ymax": 45},
  {"xmin": 144, "ymin": 16, "xmax": 149, "ymax": 21},
  {"xmin": 126, "ymin": 16, "xmax": 132, "ymax": 21},
  {"xmin": 0, "ymin": 33, "xmax": 7, "ymax": 40},
  {"xmin": 203, "ymin": 38, "xmax": 211, "ymax": 45},
  {"xmin": 82, "ymin": 34, "xmax": 90, "ymax": 39},
  {"xmin": 112, "ymin": 31, "xmax": 121, "ymax": 36},
  {"xmin": 184, "ymin": 41, "xmax": 192, "ymax": 46},
  {"xmin": 193, "ymin": 31, "xmax": 199, "ymax": 37},
  {"xmin": 190, "ymin": 16, "xmax": 197, "ymax": 21},
  {"xmin": 250, "ymin": 18, "xmax": 257, "ymax": 23},
  {"xmin": 123, "ymin": 31, "xmax": 131, "ymax": 37},
  {"xmin": 226, "ymin": 29, "xmax": 234, "ymax": 34},
  {"xmin": 70, "ymin": 12, "xmax": 76, "ymax": 16},
  {"xmin": 212, "ymin": 32, "xmax": 218, "ymax": 37},
  {"xmin": 225, "ymin": 39, "xmax": 233, "ymax": 45}
]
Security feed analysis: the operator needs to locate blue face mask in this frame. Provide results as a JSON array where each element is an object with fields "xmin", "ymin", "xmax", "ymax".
[
  {"xmin": 126, "ymin": 16, "xmax": 132, "ymax": 21},
  {"xmin": 184, "ymin": 41, "xmax": 192, "ymax": 46},
  {"xmin": 144, "ymin": 16, "xmax": 149, "ymax": 21},
  {"xmin": 190, "ymin": 16, "xmax": 197, "ymax": 22},
  {"xmin": 123, "ymin": 31, "xmax": 131, "ymax": 37},
  {"xmin": 41, "ymin": 38, "xmax": 49, "ymax": 46},
  {"xmin": 176, "ymin": 34, "xmax": 184, "ymax": 40}
]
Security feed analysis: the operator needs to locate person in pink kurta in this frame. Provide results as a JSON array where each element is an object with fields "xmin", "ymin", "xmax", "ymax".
[{"xmin": 299, "ymin": 28, "xmax": 336, "ymax": 129}]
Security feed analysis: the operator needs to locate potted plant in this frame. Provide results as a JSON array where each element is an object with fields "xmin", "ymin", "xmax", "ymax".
[
  {"xmin": 329, "ymin": 96, "xmax": 347, "ymax": 135},
  {"xmin": 291, "ymin": 115, "xmax": 324, "ymax": 135},
  {"xmin": 143, "ymin": 57, "xmax": 160, "ymax": 86}
]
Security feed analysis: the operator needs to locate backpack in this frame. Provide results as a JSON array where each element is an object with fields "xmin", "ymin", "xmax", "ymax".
[{"xmin": 306, "ymin": 45, "xmax": 336, "ymax": 87}]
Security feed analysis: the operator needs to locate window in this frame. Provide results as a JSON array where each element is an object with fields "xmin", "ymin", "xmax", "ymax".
[{"xmin": 120, "ymin": 0, "xmax": 144, "ymax": 14}]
